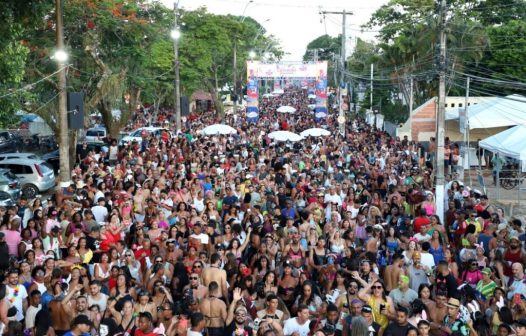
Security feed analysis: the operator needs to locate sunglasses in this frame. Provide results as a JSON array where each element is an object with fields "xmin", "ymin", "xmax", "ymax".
[
  {"xmin": 373, "ymin": 286, "xmax": 383, "ymax": 289},
  {"xmin": 125, "ymin": 254, "xmax": 132, "ymax": 257},
  {"xmin": 193, "ymin": 265, "xmax": 202, "ymax": 268},
  {"xmin": 190, "ymin": 277, "xmax": 199, "ymax": 280},
  {"xmin": 349, "ymin": 284, "xmax": 358, "ymax": 289}
]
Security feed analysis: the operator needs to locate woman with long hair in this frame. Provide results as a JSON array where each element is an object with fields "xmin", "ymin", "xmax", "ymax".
[
  {"xmin": 278, "ymin": 262, "xmax": 299, "ymax": 312},
  {"xmin": 357, "ymin": 280, "xmax": 395, "ymax": 330},
  {"xmin": 263, "ymin": 271, "xmax": 278, "ymax": 295},
  {"xmin": 418, "ymin": 284, "xmax": 436, "ymax": 313},
  {"xmin": 291, "ymin": 281, "xmax": 323, "ymax": 318}
]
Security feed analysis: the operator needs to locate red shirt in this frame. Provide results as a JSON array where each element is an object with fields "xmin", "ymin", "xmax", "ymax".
[{"xmin": 134, "ymin": 246, "xmax": 152, "ymax": 269}]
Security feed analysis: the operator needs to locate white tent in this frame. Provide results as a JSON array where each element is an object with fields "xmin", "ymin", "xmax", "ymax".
[
  {"xmin": 201, "ymin": 124, "xmax": 237, "ymax": 135},
  {"xmin": 446, "ymin": 94, "xmax": 526, "ymax": 129},
  {"xmin": 479, "ymin": 125, "xmax": 526, "ymax": 163},
  {"xmin": 268, "ymin": 131, "xmax": 303, "ymax": 142},
  {"xmin": 277, "ymin": 106, "xmax": 296, "ymax": 113}
]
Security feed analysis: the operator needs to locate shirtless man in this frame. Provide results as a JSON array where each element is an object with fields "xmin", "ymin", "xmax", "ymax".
[
  {"xmin": 429, "ymin": 293, "xmax": 448, "ymax": 336},
  {"xmin": 61, "ymin": 283, "xmax": 95, "ymax": 320},
  {"xmin": 199, "ymin": 281, "xmax": 227, "ymax": 336},
  {"xmin": 48, "ymin": 282, "xmax": 71, "ymax": 335},
  {"xmin": 201, "ymin": 253, "xmax": 229, "ymax": 304},
  {"xmin": 184, "ymin": 272, "xmax": 208, "ymax": 302},
  {"xmin": 384, "ymin": 254, "xmax": 404, "ymax": 292}
]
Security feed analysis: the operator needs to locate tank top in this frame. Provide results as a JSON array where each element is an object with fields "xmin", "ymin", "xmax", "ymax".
[
  {"xmin": 367, "ymin": 296, "xmax": 389, "ymax": 329},
  {"xmin": 504, "ymin": 249, "xmax": 523, "ymax": 276}
]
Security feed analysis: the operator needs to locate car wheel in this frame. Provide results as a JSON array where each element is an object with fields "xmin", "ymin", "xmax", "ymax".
[{"xmin": 22, "ymin": 184, "xmax": 39, "ymax": 198}]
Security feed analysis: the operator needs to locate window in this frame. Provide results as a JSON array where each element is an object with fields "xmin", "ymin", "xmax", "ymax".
[
  {"xmin": 39, "ymin": 163, "xmax": 52, "ymax": 173},
  {"xmin": 10, "ymin": 164, "xmax": 32, "ymax": 174},
  {"xmin": 459, "ymin": 103, "xmax": 463, "ymax": 108},
  {"xmin": 86, "ymin": 130, "xmax": 105, "ymax": 137},
  {"xmin": 451, "ymin": 103, "xmax": 455, "ymax": 107}
]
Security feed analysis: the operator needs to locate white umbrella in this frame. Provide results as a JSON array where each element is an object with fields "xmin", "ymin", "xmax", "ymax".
[
  {"xmin": 308, "ymin": 94, "xmax": 316, "ymax": 99},
  {"xmin": 308, "ymin": 104, "xmax": 316, "ymax": 110},
  {"xmin": 272, "ymin": 89, "xmax": 284, "ymax": 94},
  {"xmin": 277, "ymin": 106, "xmax": 296, "ymax": 113},
  {"xmin": 262, "ymin": 93, "xmax": 273, "ymax": 98},
  {"xmin": 201, "ymin": 124, "xmax": 237, "ymax": 135},
  {"xmin": 268, "ymin": 131, "xmax": 304, "ymax": 142},
  {"xmin": 300, "ymin": 128, "xmax": 331, "ymax": 137},
  {"xmin": 315, "ymin": 112, "xmax": 327, "ymax": 118}
]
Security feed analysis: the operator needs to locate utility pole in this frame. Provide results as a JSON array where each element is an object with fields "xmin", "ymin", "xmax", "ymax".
[
  {"xmin": 173, "ymin": 1, "xmax": 182, "ymax": 132},
  {"xmin": 409, "ymin": 76, "xmax": 414, "ymax": 140},
  {"xmin": 436, "ymin": 0, "xmax": 447, "ymax": 223},
  {"xmin": 464, "ymin": 76, "xmax": 472, "ymax": 186},
  {"xmin": 370, "ymin": 64, "xmax": 374, "ymax": 111},
  {"xmin": 320, "ymin": 10, "xmax": 352, "ymax": 136},
  {"xmin": 56, "ymin": 0, "xmax": 70, "ymax": 186},
  {"xmin": 233, "ymin": 40, "xmax": 237, "ymax": 117}
]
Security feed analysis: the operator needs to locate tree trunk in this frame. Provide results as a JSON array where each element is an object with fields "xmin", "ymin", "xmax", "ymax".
[{"xmin": 205, "ymin": 80, "xmax": 224, "ymax": 119}]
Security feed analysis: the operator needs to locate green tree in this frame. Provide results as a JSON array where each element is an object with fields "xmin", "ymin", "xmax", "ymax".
[{"xmin": 0, "ymin": 0, "xmax": 53, "ymax": 127}]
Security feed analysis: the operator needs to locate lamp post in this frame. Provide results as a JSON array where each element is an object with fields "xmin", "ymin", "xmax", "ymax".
[
  {"xmin": 55, "ymin": 0, "xmax": 70, "ymax": 187},
  {"xmin": 171, "ymin": 1, "xmax": 182, "ymax": 132}
]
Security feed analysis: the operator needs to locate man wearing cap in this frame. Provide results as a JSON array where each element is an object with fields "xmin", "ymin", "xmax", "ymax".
[
  {"xmin": 383, "ymin": 306, "xmax": 411, "ymax": 336},
  {"xmin": 225, "ymin": 288, "xmax": 254, "ymax": 336},
  {"xmin": 407, "ymin": 252, "xmax": 430, "ymax": 292},
  {"xmin": 504, "ymin": 235, "xmax": 525, "ymax": 278},
  {"xmin": 476, "ymin": 267, "xmax": 497, "ymax": 299},
  {"xmin": 389, "ymin": 275, "xmax": 418, "ymax": 308},
  {"xmin": 514, "ymin": 319, "xmax": 526, "ymax": 336},
  {"xmin": 441, "ymin": 298, "xmax": 469, "ymax": 336},
  {"xmin": 63, "ymin": 315, "xmax": 93, "ymax": 336}
]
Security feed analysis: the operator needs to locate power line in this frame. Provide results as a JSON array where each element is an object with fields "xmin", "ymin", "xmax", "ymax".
[{"xmin": 0, "ymin": 66, "xmax": 67, "ymax": 100}]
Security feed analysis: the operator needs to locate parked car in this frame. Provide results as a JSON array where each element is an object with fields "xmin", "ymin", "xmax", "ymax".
[
  {"xmin": 84, "ymin": 127, "xmax": 107, "ymax": 143},
  {"xmin": 0, "ymin": 153, "xmax": 39, "ymax": 161},
  {"xmin": 0, "ymin": 131, "xmax": 19, "ymax": 153},
  {"xmin": 42, "ymin": 150, "xmax": 59, "ymax": 173},
  {"xmin": 43, "ymin": 142, "xmax": 108, "ymax": 173},
  {"xmin": 0, "ymin": 159, "xmax": 56, "ymax": 198},
  {"xmin": 0, "ymin": 168, "xmax": 21, "ymax": 202},
  {"xmin": 119, "ymin": 127, "xmax": 172, "ymax": 146}
]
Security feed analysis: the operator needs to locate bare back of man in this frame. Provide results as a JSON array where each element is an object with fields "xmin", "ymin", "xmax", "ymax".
[
  {"xmin": 384, "ymin": 264, "xmax": 401, "ymax": 292},
  {"xmin": 202, "ymin": 267, "xmax": 227, "ymax": 299},
  {"xmin": 49, "ymin": 300, "xmax": 71, "ymax": 332}
]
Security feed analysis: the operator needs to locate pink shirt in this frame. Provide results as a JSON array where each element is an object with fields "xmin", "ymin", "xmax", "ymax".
[{"xmin": 2, "ymin": 230, "xmax": 21, "ymax": 256}]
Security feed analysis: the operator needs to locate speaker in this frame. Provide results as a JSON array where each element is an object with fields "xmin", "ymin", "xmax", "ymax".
[
  {"xmin": 67, "ymin": 92, "xmax": 84, "ymax": 129},
  {"xmin": 180, "ymin": 96, "xmax": 189, "ymax": 116}
]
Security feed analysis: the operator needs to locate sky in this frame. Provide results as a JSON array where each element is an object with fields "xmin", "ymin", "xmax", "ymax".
[{"xmin": 160, "ymin": 0, "xmax": 389, "ymax": 61}]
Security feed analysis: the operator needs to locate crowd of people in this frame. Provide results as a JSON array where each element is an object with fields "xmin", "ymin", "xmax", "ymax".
[{"xmin": 0, "ymin": 88, "xmax": 524, "ymax": 336}]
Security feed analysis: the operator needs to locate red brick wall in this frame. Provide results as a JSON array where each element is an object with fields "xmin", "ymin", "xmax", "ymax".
[{"xmin": 411, "ymin": 99, "xmax": 437, "ymax": 141}]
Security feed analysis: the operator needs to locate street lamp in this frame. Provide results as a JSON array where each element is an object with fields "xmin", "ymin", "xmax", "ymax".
[
  {"xmin": 53, "ymin": 50, "xmax": 68, "ymax": 62},
  {"xmin": 172, "ymin": 2, "xmax": 182, "ymax": 132},
  {"xmin": 248, "ymin": 50, "xmax": 256, "ymax": 59}
]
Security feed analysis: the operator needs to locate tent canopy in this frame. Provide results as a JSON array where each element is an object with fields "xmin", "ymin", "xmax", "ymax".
[
  {"xmin": 479, "ymin": 125, "xmax": 526, "ymax": 162},
  {"xmin": 446, "ymin": 94, "xmax": 526, "ymax": 129}
]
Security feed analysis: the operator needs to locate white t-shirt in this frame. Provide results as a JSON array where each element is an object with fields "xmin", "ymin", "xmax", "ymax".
[
  {"xmin": 420, "ymin": 252, "xmax": 436, "ymax": 270},
  {"xmin": 7, "ymin": 285, "xmax": 28, "ymax": 321},
  {"xmin": 190, "ymin": 233, "xmax": 209, "ymax": 245},
  {"xmin": 25, "ymin": 304, "xmax": 41, "ymax": 329},
  {"xmin": 91, "ymin": 205, "xmax": 108, "ymax": 223},
  {"xmin": 283, "ymin": 317, "xmax": 310, "ymax": 336}
]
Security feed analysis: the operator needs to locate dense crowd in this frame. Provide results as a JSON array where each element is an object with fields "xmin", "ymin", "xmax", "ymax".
[{"xmin": 0, "ymin": 88, "xmax": 524, "ymax": 336}]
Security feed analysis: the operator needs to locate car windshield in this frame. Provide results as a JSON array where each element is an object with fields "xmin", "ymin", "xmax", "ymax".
[
  {"xmin": 2, "ymin": 171, "xmax": 17, "ymax": 180},
  {"xmin": 86, "ymin": 130, "xmax": 105, "ymax": 137}
]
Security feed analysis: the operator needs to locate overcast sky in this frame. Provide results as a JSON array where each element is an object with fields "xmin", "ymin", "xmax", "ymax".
[{"xmin": 160, "ymin": 0, "xmax": 388, "ymax": 61}]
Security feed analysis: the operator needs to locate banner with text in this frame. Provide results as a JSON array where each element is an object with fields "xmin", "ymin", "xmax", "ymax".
[{"xmin": 315, "ymin": 62, "xmax": 328, "ymax": 121}]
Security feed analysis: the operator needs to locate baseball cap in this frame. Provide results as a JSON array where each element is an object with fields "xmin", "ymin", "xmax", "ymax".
[
  {"xmin": 72, "ymin": 314, "xmax": 93, "ymax": 327},
  {"xmin": 481, "ymin": 267, "xmax": 492, "ymax": 275},
  {"xmin": 514, "ymin": 319, "xmax": 526, "ymax": 328},
  {"xmin": 362, "ymin": 305, "xmax": 373, "ymax": 313}
]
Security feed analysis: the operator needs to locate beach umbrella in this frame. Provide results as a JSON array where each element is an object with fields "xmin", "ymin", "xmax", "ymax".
[
  {"xmin": 300, "ymin": 128, "xmax": 331, "ymax": 137},
  {"xmin": 268, "ymin": 131, "xmax": 304, "ymax": 142},
  {"xmin": 201, "ymin": 124, "xmax": 237, "ymax": 135}
]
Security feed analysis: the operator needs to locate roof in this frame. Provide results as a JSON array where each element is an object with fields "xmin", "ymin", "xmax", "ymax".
[{"xmin": 191, "ymin": 90, "xmax": 213, "ymax": 101}]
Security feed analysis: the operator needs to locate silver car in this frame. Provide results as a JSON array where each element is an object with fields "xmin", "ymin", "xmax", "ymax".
[
  {"xmin": 0, "ymin": 159, "xmax": 56, "ymax": 198},
  {"xmin": 0, "ymin": 168, "xmax": 21, "ymax": 204}
]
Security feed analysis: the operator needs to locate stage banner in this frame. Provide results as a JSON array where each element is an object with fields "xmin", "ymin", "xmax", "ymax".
[
  {"xmin": 246, "ymin": 63, "xmax": 259, "ymax": 123},
  {"xmin": 246, "ymin": 61, "xmax": 321, "ymax": 78},
  {"xmin": 315, "ymin": 61, "xmax": 328, "ymax": 121}
]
